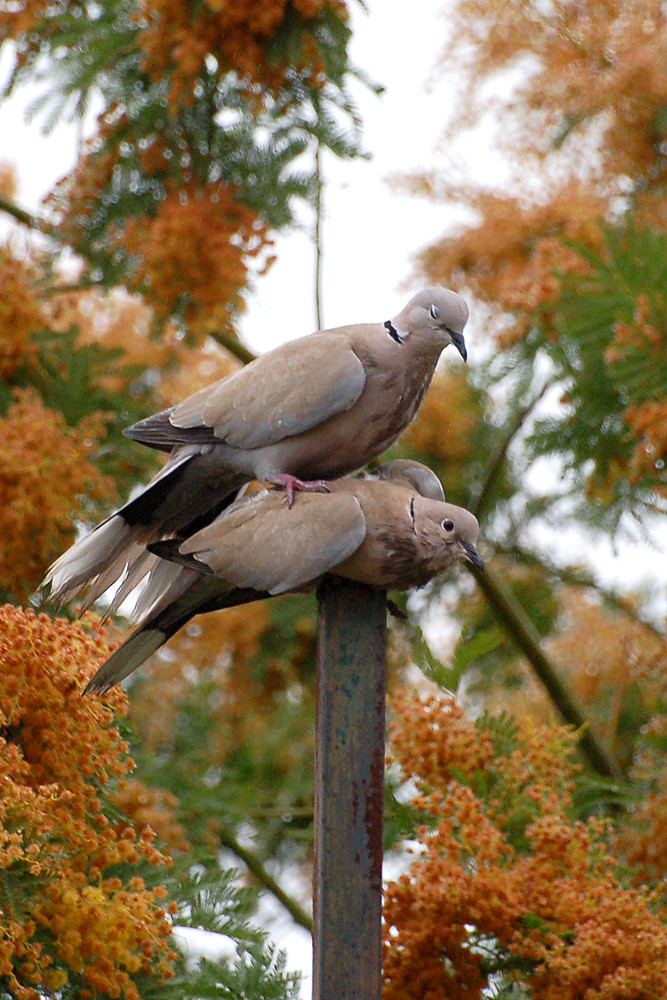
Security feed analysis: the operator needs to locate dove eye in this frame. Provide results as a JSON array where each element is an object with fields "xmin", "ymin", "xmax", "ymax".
[
  {"xmin": 429, "ymin": 304, "xmax": 440, "ymax": 320},
  {"xmin": 441, "ymin": 518, "xmax": 455, "ymax": 533}
]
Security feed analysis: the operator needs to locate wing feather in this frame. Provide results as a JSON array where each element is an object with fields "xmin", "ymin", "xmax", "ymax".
[
  {"xmin": 180, "ymin": 490, "xmax": 367, "ymax": 594},
  {"xmin": 170, "ymin": 332, "xmax": 366, "ymax": 449}
]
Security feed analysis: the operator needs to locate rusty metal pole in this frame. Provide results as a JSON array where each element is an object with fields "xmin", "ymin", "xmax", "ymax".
[{"xmin": 313, "ymin": 577, "xmax": 387, "ymax": 1000}]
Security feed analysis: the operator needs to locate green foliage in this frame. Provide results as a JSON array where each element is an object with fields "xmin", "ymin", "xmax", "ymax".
[
  {"xmin": 527, "ymin": 223, "xmax": 667, "ymax": 527},
  {"xmin": 444, "ymin": 565, "xmax": 562, "ymax": 702},
  {"xmin": 3, "ymin": 0, "xmax": 369, "ymax": 295},
  {"xmin": 166, "ymin": 947, "xmax": 300, "ymax": 1000},
  {"xmin": 162, "ymin": 862, "xmax": 301, "ymax": 1000},
  {"xmin": 128, "ymin": 596, "xmax": 317, "ymax": 863}
]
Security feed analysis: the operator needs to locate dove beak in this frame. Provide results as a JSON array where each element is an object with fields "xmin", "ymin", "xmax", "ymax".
[
  {"xmin": 462, "ymin": 541, "xmax": 484, "ymax": 571},
  {"xmin": 448, "ymin": 329, "xmax": 467, "ymax": 362}
]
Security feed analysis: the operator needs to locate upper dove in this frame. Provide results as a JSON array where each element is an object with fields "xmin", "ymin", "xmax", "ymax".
[
  {"xmin": 43, "ymin": 287, "xmax": 468, "ymax": 610},
  {"xmin": 82, "ymin": 461, "xmax": 482, "ymax": 694}
]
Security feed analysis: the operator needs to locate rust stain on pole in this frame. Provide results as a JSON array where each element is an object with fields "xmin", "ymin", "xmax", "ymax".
[{"xmin": 313, "ymin": 576, "xmax": 387, "ymax": 1000}]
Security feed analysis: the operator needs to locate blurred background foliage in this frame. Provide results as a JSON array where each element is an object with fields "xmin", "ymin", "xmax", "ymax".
[{"xmin": 1, "ymin": 1, "xmax": 667, "ymax": 998}]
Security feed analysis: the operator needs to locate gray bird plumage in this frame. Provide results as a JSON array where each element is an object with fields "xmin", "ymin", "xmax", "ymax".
[
  {"xmin": 82, "ymin": 462, "xmax": 481, "ymax": 694},
  {"xmin": 42, "ymin": 288, "xmax": 469, "ymax": 610},
  {"xmin": 366, "ymin": 458, "xmax": 446, "ymax": 502}
]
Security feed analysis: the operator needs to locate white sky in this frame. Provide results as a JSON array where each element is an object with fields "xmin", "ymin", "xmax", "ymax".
[{"xmin": 1, "ymin": 0, "xmax": 665, "ymax": 994}]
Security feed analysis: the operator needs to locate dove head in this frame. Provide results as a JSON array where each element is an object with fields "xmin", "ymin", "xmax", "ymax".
[
  {"xmin": 387, "ymin": 287, "xmax": 469, "ymax": 361},
  {"xmin": 413, "ymin": 497, "xmax": 483, "ymax": 577},
  {"xmin": 372, "ymin": 459, "xmax": 445, "ymax": 502}
]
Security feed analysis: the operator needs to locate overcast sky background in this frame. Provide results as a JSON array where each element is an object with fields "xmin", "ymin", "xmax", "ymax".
[{"xmin": 1, "ymin": 1, "xmax": 666, "ymax": 994}]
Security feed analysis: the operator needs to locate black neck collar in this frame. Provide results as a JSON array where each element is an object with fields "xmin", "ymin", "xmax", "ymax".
[{"xmin": 384, "ymin": 320, "xmax": 403, "ymax": 344}]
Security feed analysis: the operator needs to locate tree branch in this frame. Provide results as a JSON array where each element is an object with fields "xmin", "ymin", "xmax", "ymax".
[
  {"xmin": 313, "ymin": 141, "xmax": 324, "ymax": 330},
  {"xmin": 470, "ymin": 563, "xmax": 620, "ymax": 779},
  {"xmin": 499, "ymin": 541, "xmax": 666, "ymax": 640},
  {"xmin": 217, "ymin": 827, "xmax": 313, "ymax": 933},
  {"xmin": 0, "ymin": 194, "xmax": 54, "ymax": 235},
  {"xmin": 209, "ymin": 329, "xmax": 257, "ymax": 366},
  {"xmin": 471, "ymin": 381, "xmax": 551, "ymax": 519}
]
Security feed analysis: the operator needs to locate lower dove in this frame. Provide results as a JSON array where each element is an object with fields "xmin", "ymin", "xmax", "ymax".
[{"xmin": 82, "ymin": 462, "xmax": 482, "ymax": 694}]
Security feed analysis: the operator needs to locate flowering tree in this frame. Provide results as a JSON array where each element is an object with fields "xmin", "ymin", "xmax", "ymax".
[
  {"xmin": 383, "ymin": 692, "xmax": 667, "ymax": 1000},
  {"xmin": 2, "ymin": 1, "xmax": 667, "ymax": 997}
]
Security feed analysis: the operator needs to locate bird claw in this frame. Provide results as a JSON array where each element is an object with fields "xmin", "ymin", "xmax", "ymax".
[{"xmin": 270, "ymin": 474, "xmax": 331, "ymax": 508}]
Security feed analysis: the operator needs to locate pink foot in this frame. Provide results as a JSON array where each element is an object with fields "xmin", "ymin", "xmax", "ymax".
[{"xmin": 270, "ymin": 473, "xmax": 331, "ymax": 507}]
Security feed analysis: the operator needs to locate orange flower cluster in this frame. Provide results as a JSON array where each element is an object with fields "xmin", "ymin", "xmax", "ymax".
[
  {"xmin": 445, "ymin": 1, "xmax": 667, "ymax": 186},
  {"xmin": 384, "ymin": 690, "xmax": 667, "ymax": 1000},
  {"xmin": 0, "ymin": 244, "xmax": 43, "ymax": 379},
  {"xmin": 412, "ymin": 181, "xmax": 606, "ymax": 345},
  {"xmin": 121, "ymin": 184, "xmax": 272, "ymax": 333},
  {"xmin": 402, "ymin": 2, "xmax": 667, "ymax": 347},
  {"xmin": 546, "ymin": 593, "xmax": 667, "ymax": 722},
  {"xmin": 136, "ymin": 0, "xmax": 349, "ymax": 103},
  {"xmin": 0, "ymin": 0, "xmax": 346, "ymax": 94},
  {"xmin": 0, "ymin": 604, "xmax": 178, "ymax": 999},
  {"xmin": 111, "ymin": 779, "xmax": 191, "ymax": 855},
  {"xmin": 0, "ymin": 390, "xmax": 115, "ymax": 599},
  {"xmin": 43, "ymin": 281, "xmax": 242, "ymax": 408},
  {"xmin": 47, "ymin": 129, "xmax": 270, "ymax": 337},
  {"xmin": 624, "ymin": 399, "xmax": 667, "ymax": 492}
]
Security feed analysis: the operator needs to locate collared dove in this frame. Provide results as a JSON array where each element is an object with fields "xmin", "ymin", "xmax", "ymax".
[
  {"xmin": 82, "ymin": 462, "xmax": 482, "ymax": 694},
  {"xmin": 43, "ymin": 288, "xmax": 468, "ymax": 611}
]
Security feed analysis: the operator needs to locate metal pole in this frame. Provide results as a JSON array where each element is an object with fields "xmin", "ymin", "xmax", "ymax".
[{"xmin": 313, "ymin": 577, "xmax": 387, "ymax": 1000}]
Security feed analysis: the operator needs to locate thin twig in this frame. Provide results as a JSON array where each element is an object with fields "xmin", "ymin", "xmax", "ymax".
[
  {"xmin": 0, "ymin": 194, "xmax": 53, "ymax": 235},
  {"xmin": 208, "ymin": 329, "xmax": 257, "ymax": 366},
  {"xmin": 500, "ymin": 541, "xmax": 666, "ymax": 639},
  {"xmin": 313, "ymin": 141, "xmax": 324, "ymax": 330},
  {"xmin": 472, "ymin": 381, "xmax": 551, "ymax": 519},
  {"xmin": 217, "ymin": 827, "xmax": 313, "ymax": 933}
]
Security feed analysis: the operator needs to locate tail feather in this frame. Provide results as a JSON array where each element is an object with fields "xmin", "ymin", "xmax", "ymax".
[
  {"xmin": 83, "ymin": 569, "xmax": 271, "ymax": 694},
  {"xmin": 84, "ymin": 627, "xmax": 172, "ymax": 694},
  {"xmin": 44, "ymin": 516, "xmax": 143, "ymax": 606},
  {"xmin": 104, "ymin": 549, "xmax": 161, "ymax": 619},
  {"xmin": 41, "ymin": 449, "xmax": 247, "ymax": 614},
  {"xmin": 128, "ymin": 559, "xmax": 186, "ymax": 625},
  {"xmin": 79, "ymin": 536, "xmax": 158, "ymax": 615},
  {"xmin": 124, "ymin": 407, "xmax": 218, "ymax": 451}
]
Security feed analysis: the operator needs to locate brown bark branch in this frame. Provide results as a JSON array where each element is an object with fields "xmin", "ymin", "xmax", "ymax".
[
  {"xmin": 217, "ymin": 827, "xmax": 313, "ymax": 933},
  {"xmin": 0, "ymin": 194, "xmax": 54, "ymax": 235},
  {"xmin": 208, "ymin": 329, "xmax": 257, "ymax": 366},
  {"xmin": 471, "ymin": 381, "xmax": 551, "ymax": 519},
  {"xmin": 470, "ymin": 563, "xmax": 620, "ymax": 779}
]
